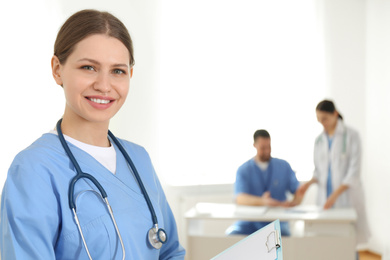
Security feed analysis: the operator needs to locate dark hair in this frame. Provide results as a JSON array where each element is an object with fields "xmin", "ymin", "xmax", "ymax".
[
  {"xmin": 54, "ymin": 9, "xmax": 134, "ymax": 66},
  {"xmin": 253, "ymin": 129, "xmax": 270, "ymax": 142},
  {"xmin": 316, "ymin": 100, "xmax": 343, "ymax": 120}
]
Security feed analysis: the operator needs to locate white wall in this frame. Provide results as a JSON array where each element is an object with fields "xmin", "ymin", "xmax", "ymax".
[
  {"xmin": 317, "ymin": 0, "xmax": 390, "ymax": 255},
  {"xmin": 157, "ymin": 0, "xmax": 326, "ymax": 186},
  {"xmin": 0, "ymin": 0, "xmax": 64, "ymax": 187},
  {"xmin": 366, "ymin": 0, "xmax": 390, "ymax": 256},
  {"xmin": 320, "ymin": 0, "xmax": 366, "ymax": 133}
]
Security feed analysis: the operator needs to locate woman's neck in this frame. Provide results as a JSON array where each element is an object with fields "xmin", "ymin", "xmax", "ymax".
[
  {"xmin": 60, "ymin": 114, "xmax": 111, "ymax": 147},
  {"xmin": 326, "ymin": 128, "xmax": 335, "ymax": 137},
  {"xmin": 326, "ymin": 120, "xmax": 338, "ymax": 137}
]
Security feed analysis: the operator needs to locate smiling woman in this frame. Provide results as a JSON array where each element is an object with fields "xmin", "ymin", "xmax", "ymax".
[
  {"xmin": 0, "ymin": 9, "xmax": 185, "ymax": 260},
  {"xmin": 51, "ymin": 10, "xmax": 134, "ymax": 143},
  {"xmin": 51, "ymin": 34, "xmax": 132, "ymax": 144}
]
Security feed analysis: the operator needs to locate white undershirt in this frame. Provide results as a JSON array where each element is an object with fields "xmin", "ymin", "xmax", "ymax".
[
  {"xmin": 255, "ymin": 159, "xmax": 269, "ymax": 171},
  {"xmin": 50, "ymin": 130, "xmax": 117, "ymax": 174}
]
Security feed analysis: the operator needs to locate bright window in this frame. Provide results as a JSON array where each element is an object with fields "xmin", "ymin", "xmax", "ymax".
[{"xmin": 157, "ymin": 0, "xmax": 326, "ymax": 185}]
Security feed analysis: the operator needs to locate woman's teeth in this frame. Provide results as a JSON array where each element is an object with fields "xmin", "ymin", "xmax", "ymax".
[{"xmin": 89, "ymin": 98, "xmax": 110, "ymax": 104}]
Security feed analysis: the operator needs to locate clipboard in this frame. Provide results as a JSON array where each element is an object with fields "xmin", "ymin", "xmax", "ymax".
[{"xmin": 211, "ymin": 220, "xmax": 283, "ymax": 260}]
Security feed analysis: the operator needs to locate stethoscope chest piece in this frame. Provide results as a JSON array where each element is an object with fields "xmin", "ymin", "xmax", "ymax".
[{"xmin": 148, "ymin": 225, "xmax": 167, "ymax": 249}]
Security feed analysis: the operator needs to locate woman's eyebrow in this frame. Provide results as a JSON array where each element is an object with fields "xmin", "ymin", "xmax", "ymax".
[
  {"xmin": 112, "ymin": 63, "xmax": 129, "ymax": 68},
  {"xmin": 77, "ymin": 58, "xmax": 128, "ymax": 68},
  {"xmin": 77, "ymin": 58, "xmax": 100, "ymax": 64}
]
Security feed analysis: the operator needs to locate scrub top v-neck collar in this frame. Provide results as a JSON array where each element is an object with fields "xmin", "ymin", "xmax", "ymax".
[
  {"xmin": 56, "ymin": 134, "xmax": 146, "ymax": 201},
  {"xmin": 253, "ymin": 158, "xmax": 273, "ymax": 192}
]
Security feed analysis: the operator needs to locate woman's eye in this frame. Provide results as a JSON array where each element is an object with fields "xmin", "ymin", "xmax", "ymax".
[
  {"xmin": 81, "ymin": 65, "xmax": 94, "ymax": 71},
  {"xmin": 113, "ymin": 69, "xmax": 126, "ymax": 75}
]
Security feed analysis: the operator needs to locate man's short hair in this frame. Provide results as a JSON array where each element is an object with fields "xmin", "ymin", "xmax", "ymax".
[{"xmin": 253, "ymin": 129, "xmax": 270, "ymax": 142}]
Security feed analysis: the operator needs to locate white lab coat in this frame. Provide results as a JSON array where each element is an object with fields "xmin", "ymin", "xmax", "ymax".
[{"xmin": 313, "ymin": 119, "xmax": 370, "ymax": 244}]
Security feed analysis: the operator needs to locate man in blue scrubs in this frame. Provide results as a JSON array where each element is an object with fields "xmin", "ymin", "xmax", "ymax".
[{"xmin": 226, "ymin": 129, "xmax": 305, "ymax": 236}]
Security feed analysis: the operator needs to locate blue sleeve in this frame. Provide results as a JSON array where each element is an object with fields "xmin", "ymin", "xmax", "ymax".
[
  {"xmin": 287, "ymin": 163, "xmax": 300, "ymax": 194},
  {"xmin": 156, "ymin": 180, "xmax": 186, "ymax": 259},
  {"xmin": 234, "ymin": 165, "xmax": 248, "ymax": 196},
  {"xmin": 1, "ymin": 162, "xmax": 60, "ymax": 260},
  {"xmin": 136, "ymin": 145, "xmax": 185, "ymax": 259},
  {"xmin": 158, "ymin": 193, "xmax": 186, "ymax": 259}
]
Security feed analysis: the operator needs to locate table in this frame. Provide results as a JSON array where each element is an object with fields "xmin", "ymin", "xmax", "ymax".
[{"xmin": 184, "ymin": 203, "xmax": 357, "ymax": 260}]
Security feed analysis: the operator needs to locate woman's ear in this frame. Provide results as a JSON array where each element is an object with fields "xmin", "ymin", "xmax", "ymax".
[{"xmin": 51, "ymin": 55, "xmax": 63, "ymax": 86}]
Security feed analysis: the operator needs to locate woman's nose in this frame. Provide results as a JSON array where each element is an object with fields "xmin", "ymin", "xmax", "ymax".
[{"xmin": 93, "ymin": 72, "xmax": 111, "ymax": 93}]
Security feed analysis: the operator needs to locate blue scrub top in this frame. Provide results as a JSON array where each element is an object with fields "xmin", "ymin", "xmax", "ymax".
[
  {"xmin": 326, "ymin": 136, "xmax": 334, "ymax": 197},
  {"xmin": 0, "ymin": 133, "xmax": 185, "ymax": 260},
  {"xmin": 235, "ymin": 157, "xmax": 299, "ymax": 200},
  {"xmin": 230, "ymin": 157, "xmax": 299, "ymax": 236}
]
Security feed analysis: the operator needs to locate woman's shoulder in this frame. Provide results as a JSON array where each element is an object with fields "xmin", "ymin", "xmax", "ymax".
[
  {"xmin": 115, "ymin": 137, "xmax": 144, "ymax": 149},
  {"xmin": 337, "ymin": 122, "xmax": 360, "ymax": 141},
  {"xmin": 12, "ymin": 133, "xmax": 64, "ymax": 165},
  {"xmin": 7, "ymin": 133, "xmax": 69, "ymax": 187},
  {"xmin": 314, "ymin": 131, "xmax": 326, "ymax": 144},
  {"xmin": 345, "ymin": 124, "xmax": 359, "ymax": 136},
  {"xmin": 113, "ymin": 137, "xmax": 154, "ymax": 164},
  {"xmin": 113, "ymin": 137, "xmax": 148, "ymax": 154}
]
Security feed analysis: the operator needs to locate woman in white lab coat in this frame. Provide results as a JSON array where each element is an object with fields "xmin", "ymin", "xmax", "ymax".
[{"xmin": 302, "ymin": 100, "xmax": 370, "ymax": 245}]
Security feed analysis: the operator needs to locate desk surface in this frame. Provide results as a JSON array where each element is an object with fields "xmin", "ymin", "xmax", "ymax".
[{"xmin": 185, "ymin": 203, "xmax": 357, "ymax": 223}]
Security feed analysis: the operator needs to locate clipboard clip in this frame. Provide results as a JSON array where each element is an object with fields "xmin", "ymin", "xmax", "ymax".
[{"xmin": 265, "ymin": 229, "xmax": 280, "ymax": 253}]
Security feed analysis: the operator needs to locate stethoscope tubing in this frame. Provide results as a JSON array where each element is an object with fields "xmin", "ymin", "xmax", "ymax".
[
  {"xmin": 108, "ymin": 130, "xmax": 158, "ymax": 225},
  {"xmin": 56, "ymin": 119, "xmax": 108, "ymax": 210},
  {"xmin": 56, "ymin": 119, "xmax": 158, "ymax": 224},
  {"xmin": 56, "ymin": 118, "xmax": 166, "ymax": 251}
]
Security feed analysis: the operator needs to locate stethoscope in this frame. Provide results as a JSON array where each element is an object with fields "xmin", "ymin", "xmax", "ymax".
[
  {"xmin": 56, "ymin": 119, "xmax": 167, "ymax": 260},
  {"xmin": 316, "ymin": 131, "xmax": 347, "ymax": 158}
]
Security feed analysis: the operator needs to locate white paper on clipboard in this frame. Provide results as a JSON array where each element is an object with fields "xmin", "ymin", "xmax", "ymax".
[{"xmin": 211, "ymin": 221, "xmax": 280, "ymax": 260}]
